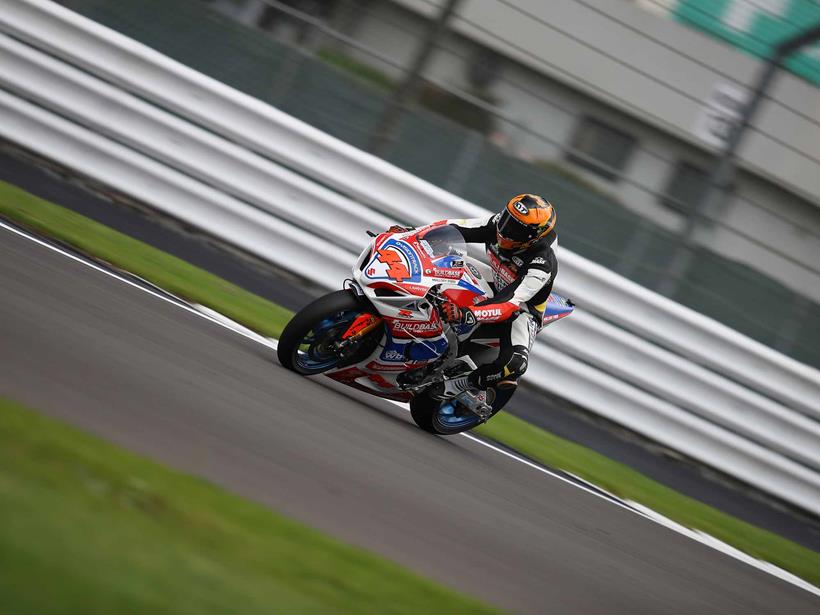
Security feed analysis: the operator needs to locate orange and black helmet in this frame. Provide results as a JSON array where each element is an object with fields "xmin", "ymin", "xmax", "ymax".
[{"xmin": 496, "ymin": 194, "xmax": 556, "ymax": 252}]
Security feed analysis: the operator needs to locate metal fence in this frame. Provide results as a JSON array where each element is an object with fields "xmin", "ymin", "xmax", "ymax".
[{"xmin": 55, "ymin": 0, "xmax": 820, "ymax": 369}]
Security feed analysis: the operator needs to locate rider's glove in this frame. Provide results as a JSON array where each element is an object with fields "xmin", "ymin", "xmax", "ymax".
[
  {"xmin": 387, "ymin": 224, "xmax": 414, "ymax": 233},
  {"xmin": 440, "ymin": 300, "xmax": 463, "ymax": 324}
]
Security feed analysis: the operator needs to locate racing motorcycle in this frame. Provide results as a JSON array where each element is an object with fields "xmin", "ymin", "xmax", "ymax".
[{"xmin": 277, "ymin": 222, "xmax": 574, "ymax": 435}]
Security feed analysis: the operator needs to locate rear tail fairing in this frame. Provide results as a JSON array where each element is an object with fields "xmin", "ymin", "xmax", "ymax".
[{"xmin": 542, "ymin": 293, "xmax": 574, "ymax": 326}]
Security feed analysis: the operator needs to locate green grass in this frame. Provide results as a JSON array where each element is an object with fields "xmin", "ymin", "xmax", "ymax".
[
  {"xmin": 2, "ymin": 179, "xmax": 819, "ymax": 591},
  {"xmin": 476, "ymin": 413, "xmax": 820, "ymax": 587},
  {"xmin": 0, "ymin": 398, "xmax": 498, "ymax": 614}
]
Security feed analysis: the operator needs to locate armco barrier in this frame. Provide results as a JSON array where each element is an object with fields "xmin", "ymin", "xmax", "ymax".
[
  {"xmin": 0, "ymin": 89, "xmax": 352, "ymax": 285},
  {"xmin": 0, "ymin": 31, "xmax": 392, "ymax": 256},
  {"xmin": 1, "ymin": 0, "xmax": 819, "ymax": 514}
]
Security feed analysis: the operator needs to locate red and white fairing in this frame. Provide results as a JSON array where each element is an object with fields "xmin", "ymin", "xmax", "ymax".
[{"xmin": 323, "ymin": 223, "xmax": 572, "ymax": 401}]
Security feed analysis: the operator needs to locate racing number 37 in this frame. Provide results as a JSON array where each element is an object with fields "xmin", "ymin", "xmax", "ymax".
[{"xmin": 378, "ymin": 249, "xmax": 410, "ymax": 282}]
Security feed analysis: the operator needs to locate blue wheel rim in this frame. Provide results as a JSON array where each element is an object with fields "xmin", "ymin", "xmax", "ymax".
[
  {"xmin": 435, "ymin": 400, "xmax": 481, "ymax": 429},
  {"xmin": 294, "ymin": 310, "xmax": 361, "ymax": 371}
]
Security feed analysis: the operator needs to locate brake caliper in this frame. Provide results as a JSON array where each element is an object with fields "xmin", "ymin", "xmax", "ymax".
[{"xmin": 341, "ymin": 313, "xmax": 382, "ymax": 341}]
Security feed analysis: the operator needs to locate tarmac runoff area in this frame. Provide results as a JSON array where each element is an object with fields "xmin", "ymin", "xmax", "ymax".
[{"xmin": 1, "ymin": 220, "xmax": 819, "ymax": 613}]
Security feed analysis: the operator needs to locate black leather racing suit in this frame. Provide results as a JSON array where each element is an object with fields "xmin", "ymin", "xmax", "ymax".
[{"xmin": 446, "ymin": 215, "xmax": 558, "ymax": 389}]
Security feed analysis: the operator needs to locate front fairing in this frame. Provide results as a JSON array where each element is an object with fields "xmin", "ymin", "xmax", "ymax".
[
  {"xmin": 352, "ymin": 223, "xmax": 491, "ymax": 320},
  {"xmin": 328, "ymin": 224, "xmax": 491, "ymax": 400}
]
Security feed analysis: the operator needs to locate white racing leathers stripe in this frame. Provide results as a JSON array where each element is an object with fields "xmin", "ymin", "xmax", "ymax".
[
  {"xmin": 510, "ymin": 312, "xmax": 538, "ymax": 351},
  {"xmin": 510, "ymin": 268, "xmax": 552, "ymax": 307}
]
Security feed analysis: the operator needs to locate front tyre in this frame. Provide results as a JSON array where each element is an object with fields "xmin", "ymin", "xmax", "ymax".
[
  {"xmin": 277, "ymin": 290, "xmax": 379, "ymax": 375},
  {"xmin": 410, "ymin": 387, "xmax": 515, "ymax": 435}
]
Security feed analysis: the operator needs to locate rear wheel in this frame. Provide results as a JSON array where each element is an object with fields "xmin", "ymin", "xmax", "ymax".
[
  {"xmin": 410, "ymin": 387, "xmax": 515, "ymax": 435},
  {"xmin": 277, "ymin": 290, "xmax": 381, "ymax": 375}
]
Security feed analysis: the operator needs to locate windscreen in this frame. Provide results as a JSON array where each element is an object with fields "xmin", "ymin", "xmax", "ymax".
[{"xmin": 417, "ymin": 225, "xmax": 467, "ymax": 261}]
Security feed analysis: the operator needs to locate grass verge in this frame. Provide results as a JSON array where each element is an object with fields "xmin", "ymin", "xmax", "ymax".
[
  {"xmin": 0, "ymin": 397, "xmax": 498, "ymax": 614},
  {"xmin": 2, "ymin": 179, "xmax": 819, "ymax": 589}
]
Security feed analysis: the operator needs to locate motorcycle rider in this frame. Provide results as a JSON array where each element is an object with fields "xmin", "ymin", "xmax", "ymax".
[{"xmin": 394, "ymin": 193, "xmax": 558, "ymax": 399}]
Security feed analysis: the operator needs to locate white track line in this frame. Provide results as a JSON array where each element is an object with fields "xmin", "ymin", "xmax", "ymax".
[
  {"xmin": 3, "ymin": 219, "xmax": 818, "ymax": 597},
  {"xmin": 0, "ymin": 221, "xmax": 277, "ymax": 350}
]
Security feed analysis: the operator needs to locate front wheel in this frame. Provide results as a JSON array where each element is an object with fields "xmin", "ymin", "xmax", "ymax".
[
  {"xmin": 410, "ymin": 387, "xmax": 515, "ymax": 435},
  {"xmin": 277, "ymin": 290, "xmax": 381, "ymax": 375}
]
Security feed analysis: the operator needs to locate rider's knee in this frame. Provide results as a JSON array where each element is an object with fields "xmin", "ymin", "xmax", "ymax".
[
  {"xmin": 506, "ymin": 346, "xmax": 529, "ymax": 378},
  {"xmin": 473, "ymin": 345, "xmax": 530, "ymax": 389}
]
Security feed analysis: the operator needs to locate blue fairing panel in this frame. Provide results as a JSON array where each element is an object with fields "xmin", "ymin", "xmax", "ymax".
[{"xmin": 379, "ymin": 333, "xmax": 449, "ymax": 363}]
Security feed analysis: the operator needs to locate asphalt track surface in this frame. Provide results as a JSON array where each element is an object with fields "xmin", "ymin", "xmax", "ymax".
[
  {"xmin": 4, "ymin": 222, "xmax": 820, "ymax": 613},
  {"xmin": 3, "ymin": 147, "xmax": 819, "ymax": 553}
]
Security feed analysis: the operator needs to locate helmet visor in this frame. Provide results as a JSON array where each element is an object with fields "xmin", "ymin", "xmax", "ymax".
[{"xmin": 496, "ymin": 208, "xmax": 540, "ymax": 248}]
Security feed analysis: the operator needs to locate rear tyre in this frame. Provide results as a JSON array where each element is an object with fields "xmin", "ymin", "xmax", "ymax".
[
  {"xmin": 410, "ymin": 387, "xmax": 515, "ymax": 435},
  {"xmin": 277, "ymin": 290, "xmax": 380, "ymax": 375}
]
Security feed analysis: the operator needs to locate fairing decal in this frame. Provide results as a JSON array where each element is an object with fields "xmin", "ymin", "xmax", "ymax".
[
  {"xmin": 541, "ymin": 293, "xmax": 575, "ymax": 325},
  {"xmin": 325, "ymin": 366, "xmax": 412, "ymax": 402},
  {"xmin": 468, "ymin": 302, "xmax": 519, "ymax": 324},
  {"xmin": 457, "ymin": 278, "xmax": 485, "ymax": 297},
  {"xmin": 379, "ymin": 330, "xmax": 449, "ymax": 362},
  {"xmin": 363, "ymin": 238, "xmax": 422, "ymax": 284}
]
